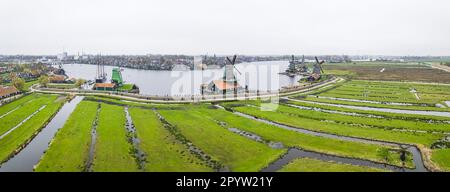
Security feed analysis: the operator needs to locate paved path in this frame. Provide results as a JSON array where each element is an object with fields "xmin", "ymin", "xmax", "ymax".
[{"xmin": 32, "ymin": 77, "xmax": 343, "ymax": 104}]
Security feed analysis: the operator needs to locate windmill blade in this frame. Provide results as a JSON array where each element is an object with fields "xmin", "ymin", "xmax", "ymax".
[
  {"xmin": 226, "ymin": 57, "xmax": 233, "ymax": 64},
  {"xmin": 320, "ymin": 60, "xmax": 325, "ymax": 64},
  {"xmin": 232, "ymin": 55, "xmax": 237, "ymax": 65},
  {"xmin": 233, "ymin": 65, "xmax": 242, "ymax": 75},
  {"xmin": 320, "ymin": 65, "xmax": 324, "ymax": 73},
  {"xmin": 315, "ymin": 56, "xmax": 320, "ymax": 64}
]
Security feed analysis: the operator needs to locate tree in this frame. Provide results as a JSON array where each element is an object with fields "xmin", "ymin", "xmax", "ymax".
[
  {"xmin": 75, "ymin": 78, "xmax": 86, "ymax": 88},
  {"xmin": 12, "ymin": 77, "xmax": 25, "ymax": 92},
  {"xmin": 39, "ymin": 75, "xmax": 49, "ymax": 87}
]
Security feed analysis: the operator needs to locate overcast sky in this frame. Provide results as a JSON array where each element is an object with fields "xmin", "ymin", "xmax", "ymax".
[{"xmin": 1, "ymin": 0, "xmax": 449, "ymax": 56}]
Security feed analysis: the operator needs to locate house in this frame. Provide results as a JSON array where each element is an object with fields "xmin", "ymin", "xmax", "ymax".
[
  {"xmin": 206, "ymin": 80, "xmax": 242, "ymax": 94},
  {"xmin": 49, "ymin": 75, "xmax": 66, "ymax": 83},
  {"xmin": 93, "ymin": 83, "xmax": 116, "ymax": 91},
  {"xmin": 307, "ymin": 73, "xmax": 321, "ymax": 82},
  {"xmin": 0, "ymin": 86, "xmax": 20, "ymax": 99}
]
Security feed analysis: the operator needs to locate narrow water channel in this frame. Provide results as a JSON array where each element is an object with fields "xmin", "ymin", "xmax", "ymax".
[
  {"xmin": 85, "ymin": 103, "xmax": 100, "ymax": 172},
  {"xmin": 215, "ymin": 117, "xmax": 409, "ymax": 172},
  {"xmin": 124, "ymin": 107, "xmax": 146, "ymax": 170},
  {"xmin": 0, "ymin": 96, "xmax": 84, "ymax": 172},
  {"xmin": 261, "ymin": 148, "xmax": 404, "ymax": 172},
  {"xmin": 218, "ymin": 106, "xmax": 427, "ymax": 172}
]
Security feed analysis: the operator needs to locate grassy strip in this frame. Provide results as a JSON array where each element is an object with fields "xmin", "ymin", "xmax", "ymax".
[
  {"xmin": 46, "ymin": 83, "xmax": 77, "ymax": 89},
  {"xmin": 318, "ymin": 80, "xmax": 450, "ymax": 105},
  {"xmin": 196, "ymin": 108, "xmax": 412, "ymax": 168},
  {"xmin": 129, "ymin": 108, "xmax": 212, "ymax": 172},
  {"xmin": 286, "ymin": 100, "xmax": 450, "ymax": 122},
  {"xmin": 233, "ymin": 106, "xmax": 442, "ymax": 147},
  {"xmin": 0, "ymin": 96, "xmax": 57, "ymax": 135},
  {"xmin": 278, "ymin": 158, "xmax": 390, "ymax": 172},
  {"xmin": 431, "ymin": 149, "xmax": 450, "ymax": 172},
  {"xmin": 159, "ymin": 109, "xmax": 286, "ymax": 172},
  {"xmin": 277, "ymin": 104, "xmax": 450, "ymax": 133},
  {"xmin": 35, "ymin": 101, "xmax": 98, "ymax": 172},
  {"xmin": 91, "ymin": 103, "xmax": 139, "ymax": 172},
  {"xmin": 84, "ymin": 96, "xmax": 188, "ymax": 109},
  {"xmin": 118, "ymin": 84, "xmax": 135, "ymax": 91},
  {"xmin": 24, "ymin": 80, "xmax": 39, "ymax": 91},
  {"xmin": 304, "ymin": 96, "xmax": 450, "ymax": 112},
  {"xmin": 0, "ymin": 95, "xmax": 63, "ymax": 163},
  {"xmin": 0, "ymin": 94, "xmax": 36, "ymax": 116}
]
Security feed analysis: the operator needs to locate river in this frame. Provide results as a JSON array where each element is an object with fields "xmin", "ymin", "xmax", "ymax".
[{"xmin": 62, "ymin": 61, "xmax": 302, "ymax": 96}]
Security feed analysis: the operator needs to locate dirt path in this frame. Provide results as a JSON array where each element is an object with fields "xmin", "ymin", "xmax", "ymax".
[{"xmin": 431, "ymin": 63, "xmax": 450, "ymax": 73}]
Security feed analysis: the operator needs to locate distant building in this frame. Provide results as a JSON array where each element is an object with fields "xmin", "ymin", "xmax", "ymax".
[
  {"xmin": 0, "ymin": 86, "xmax": 20, "ymax": 99},
  {"xmin": 57, "ymin": 52, "xmax": 68, "ymax": 61}
]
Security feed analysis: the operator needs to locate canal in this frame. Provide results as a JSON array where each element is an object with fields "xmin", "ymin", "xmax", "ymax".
[{"xmin": 0, "ymin": 96, "xmax": 84, "ymax": 172}]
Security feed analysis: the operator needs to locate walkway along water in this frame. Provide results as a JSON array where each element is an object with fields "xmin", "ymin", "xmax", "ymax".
[
  {"xmin": 0, "ymin": 96, "xmax": 84, "ymax": 172},
  {"xmin": 216, "ymin": 105, "xmax": 427, "ymax": 172}
]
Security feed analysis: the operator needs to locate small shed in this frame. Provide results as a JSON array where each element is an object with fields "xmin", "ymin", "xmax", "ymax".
[{"xmin": 94, "ymin": 83, "xmax": 116, "ymax": 91}]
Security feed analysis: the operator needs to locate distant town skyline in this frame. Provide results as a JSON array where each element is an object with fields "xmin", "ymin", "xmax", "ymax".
[{"xmin": 1, "ymin": 0, "xmax": 450, "ymax": 56}]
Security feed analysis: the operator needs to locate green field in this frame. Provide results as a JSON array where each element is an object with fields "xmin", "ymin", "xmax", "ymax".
[
  {"xmin": 232, "ymin": 106, "xmax": 441, "ymax": 146},
  {"xmin": 277, "ymin": 104, "xmax": 450, "ymax": 133},
  {"xmin": 0, "ymin": 94, "xmax": 63, "ymax": 163},
  {"xmin": 431, "ymin": 149, "xmax": 450, "ymax": 171},
  {"xmin": 0, "ymin": 95, "xmax": 57, "ymax": 136},
  {"xmin": 195, "ymin": 108, "xmax": 412, "ymax": 167},
  {"xmin": 0, "ymin": 94, "xmax": 35, "ymax": 117},
  {"xmin": 46, "ymin": 83, "xmax": 77, "ymax": 89},
  {"xmin": 302, "ymin": 80, "xmax": 450, "ymax": 111},
  {"xmin": 129, "ymin": 107, "xmax": 212, "ymax": 171},
  {"xmin": 2, "ymin": 77, "xmax": 449, "ymax": 172},
  {"xmin": 278, "ymin": 158, "xmax": 389, "ymax": 172},
  {"xmin": 35, "ymin": 101, "xmax": 98, "ymax": 172},
  {"xmin": 159, "ymin": 109, "xmax": 286, "ymax": 172},
  {"xmin": 91, "ymin": 103, "xmax": 139, "ymax": 172},
  {"xmin": 285, "ymin": 99, "xmax": 450, "ymax": 122}
]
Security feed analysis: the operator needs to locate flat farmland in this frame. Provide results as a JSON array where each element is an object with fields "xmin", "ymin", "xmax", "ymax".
[
  {"xmin": 159, "ymin": 109, "xmax": 286, "ymax": 172},
  {"xmin": 324, "ymin": 64, "xmax": 450, "ymax": 83},
  {"xmin": 35, "ymin": 101, "xmax": 98, "ymax": 172}
]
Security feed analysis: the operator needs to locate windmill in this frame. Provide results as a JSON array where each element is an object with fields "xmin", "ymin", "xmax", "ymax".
[
  {"xmin": 224, "ymin": 55, "xmax": 241, "ymax": 96},
  {"xmin": 204, "ymin": 55, "xmax": 245, "ymax": 96},
  {"xmin": 308, "ymin": 56, "xmax": 325, "ymax": 81},
  {"xmin": 313, "ymin": 56, "xmax": 325, "ymax": 75},
  {"xmin": 287, "ymin": 55, "xmax": 298, "ymax": 73},
  {"xmin": 286, "ymin": 55, "xmax": 308, "ymax": 74},
  {"xmin": 298, "ymin": 55, "xmax": 308, "ymax": 73}
]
